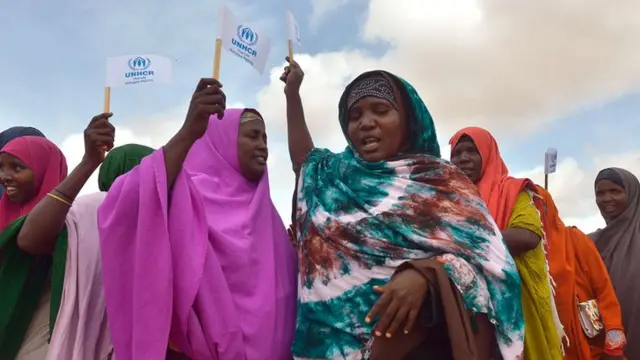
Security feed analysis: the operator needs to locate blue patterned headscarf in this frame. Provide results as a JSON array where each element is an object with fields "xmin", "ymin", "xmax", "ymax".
[{"xmin": 291, "ymin": 71, "xmax": 524, "ymax": 360}]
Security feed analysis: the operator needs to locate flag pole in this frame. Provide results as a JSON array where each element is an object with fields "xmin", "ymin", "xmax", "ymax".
[
  {"xmin": 544, "ymin": 174, "xmax": 549, "ymax": 190},
  {"xmin": 213, "ymin": 38, "xmax": 222, "ymax": 79},
  {"xmin": 102, "ymin": 85, "xmax": 111, "ymax": 152},
  {"xmin": 288, "ymin": 39, "xmax": 294, "ymax": 61},
  {"xmin": 103, "ymin": 86, "xmax": 111, "ymax": 113}
]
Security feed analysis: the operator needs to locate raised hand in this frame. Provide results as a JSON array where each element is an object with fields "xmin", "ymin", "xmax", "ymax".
[
  {"xmin": 279, "ymin": 56, "xmax": 304, "ymax": 95},
  {"xmin": 180, "ymin": 78, "xmax": 226, "ymax": 143},
  {"xmin": 83, "ymin": 112, "xmax": 115, "ymax": 168}
]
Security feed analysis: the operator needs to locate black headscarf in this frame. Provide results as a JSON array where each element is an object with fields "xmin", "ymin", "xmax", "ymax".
[{"xmin": 0, "ymin": 126, "xmax": 46, "ymax": 197}]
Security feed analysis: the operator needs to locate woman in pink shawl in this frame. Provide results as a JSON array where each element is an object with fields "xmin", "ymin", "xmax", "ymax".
[{"xmin": 98, "ymin": 78, "xmax": 298, "ymax": 360}]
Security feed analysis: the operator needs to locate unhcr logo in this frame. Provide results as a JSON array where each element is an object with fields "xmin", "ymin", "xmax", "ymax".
[
  {"xmin": 236, "ymin": 25, "xmax": 258, "ymax": 46},
  {"xmin": 232, "ymin": 25, "xmax": 258, "ymax": 57},
  {"xmin": 126, "ymin": 56, "xmax": 154, "ymax": 79}
]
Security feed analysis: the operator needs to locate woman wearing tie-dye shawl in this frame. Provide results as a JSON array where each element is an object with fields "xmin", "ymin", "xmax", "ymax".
[{"xmin": 280, "ymin": 58, "xmax": 524, "ymax": 359}]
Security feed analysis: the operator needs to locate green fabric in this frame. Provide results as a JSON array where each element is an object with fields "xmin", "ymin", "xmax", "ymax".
[
  {"xmin": 98, "ymin": 143, "xmax": 154, "ymax": 192},
  {"xmin": 0, "ymin": 216, "xmax": 68, "ymax": 360}
]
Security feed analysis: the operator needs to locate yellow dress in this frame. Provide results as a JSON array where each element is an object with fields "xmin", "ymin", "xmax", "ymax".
[{"xmin": 507, "ymin": 191, "xmax": 563, "ymax": 360}]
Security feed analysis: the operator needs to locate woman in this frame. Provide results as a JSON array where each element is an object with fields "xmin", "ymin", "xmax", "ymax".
[
  {"xmin": 98, "ymin": 143, "xmax": 154, "ymax": 192},
  {"xmin": 0, "ymin": 115, "xmax": 117, "ymax": 360},
  {"xmin": 0, "ymin": 136, "xmax": 67, "ymax": 359},
  {"xmin": 449, "ymin": 127, "xmax": 563, "ymax": 360},
  {"xmin": 537, "ymin": 185, "xmax": 626, "ymax": 359},
  {"xmin": 281, "ymin": 60, "xmax": 523, "ymax": 359},
  {"xmin": 590, "ymin": 168, "xmax": 638, "ymax": 359},
  {"xmin": 0, "ymin": 126, "xmax": 46, "ymax": 198},
  {"xmin": 97, "ymin": 78, "xmax": 297, "ymax": 360}
]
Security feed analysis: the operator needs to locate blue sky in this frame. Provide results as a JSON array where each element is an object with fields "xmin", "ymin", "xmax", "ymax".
[{"xmin": 1, "ymin": 0, "xmax": 639, "ymax": 231}]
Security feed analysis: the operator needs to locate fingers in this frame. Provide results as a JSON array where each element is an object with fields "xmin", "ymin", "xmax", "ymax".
[
  {"xmin": 403, "ymin": 306, "xmax": 420, "ymax": 334},
  {"xmin": 285, "ymin": 56, "xmax": 299, "ymax": 68},
  {"xmin": 385, "ymin": 305, "xmax": 409, "ymax": 337},
  {"xmin": 88, "ymin": 112, "xmax": 113, "ymax": 126},
  {"xmin": 375, "ymin": 297, "xmax": 401, "ymax": 337},
  {"xmin": 280, "ymin": 66, "xmax": 291, "ymax": 83},
  {"xmin": 365, "ymin": 290, "xmax": 389, "ymax": 325},
  {"xmin": 194, "ymin": 78, "xmax": 223, "ymax": 93}
]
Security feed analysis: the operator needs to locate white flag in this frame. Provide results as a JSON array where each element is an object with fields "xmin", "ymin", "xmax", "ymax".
[
  {"xmin": 544, "ymin": 148, "xmax": 558, "ymax": 174},
  {"xmin": 219, "ymin": 6, "xmax": 271, "ymax": 75},
  {"xmin": 106, "ymin": 55, "xmax": 172, "ymax": 87},
  {"xmin": 286, "ymin": 10, "xmax": 301, "ymax": 48}
]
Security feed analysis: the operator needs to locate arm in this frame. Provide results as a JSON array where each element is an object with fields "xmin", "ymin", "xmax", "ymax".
[
  {"xmin": 502, "ymin": 228, "xmax": 540, "ymax": 256},
  {"xmin": 17, "ymin": 161, "xmax": 98, "ymax": 254},
  {"xmin": 285, "ymin": 91, "xmax": 314, "ymax": 172},
  {"xmin": 575, "ymin": 229, "xmax": 626, "ymax": 356},
  {"xmin": 575, "ymin": 229, "xmax": 624, "ymax": 330},
  {"xmin": 17, "ymin": 114, "xmax": 115, "ymax": 254},
  {"xmin": 503, "ymin": 191, "xmax": 542, "ymax": 257},
  {"xmin": 163, "ymin": 133, "xmax": 196, "ymax": 190},
  {"xmin": 281, "ymin": 58, "xmax": 314, "ymax": 173},
  {"xmin": 163, "ymin": 78, "xmax": 226, "ymax": 191}
]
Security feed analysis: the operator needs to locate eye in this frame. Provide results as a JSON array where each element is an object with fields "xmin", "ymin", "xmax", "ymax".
[
  {"xmin": 348, "ymin": 108, "xmax": 362, "ymax": 122},
  {"xmin": 372, "ymin": 104, "xmax": 390, "ymax": 115}
]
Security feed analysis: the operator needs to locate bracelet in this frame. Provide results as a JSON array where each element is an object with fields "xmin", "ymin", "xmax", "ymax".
[
  {"xmin": 46, "ymin": 192, "xmax": 72, "ymax": 207},
  {"xmin": 52, "ymin": 188, "xmax": 73, "ymax": 202}
]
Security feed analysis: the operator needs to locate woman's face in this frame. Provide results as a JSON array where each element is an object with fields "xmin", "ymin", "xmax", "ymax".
[
  {"xmin": 347, "ymin": 96, "xmax": 407, "ymax": 162},
  {"xmin": 595, "ymin": 179, "xmax": 628, "ymax": 223},
  {"xmin": 0, "ymin": 152, "xmax": 35, "ymax": 203},
  {"xmin": 237, "ymin": 117, "xmax": 268, "ymax": 182},
  {"xmin": 450, "ymin": 138, "xmax": 483, "ymax": 183}
]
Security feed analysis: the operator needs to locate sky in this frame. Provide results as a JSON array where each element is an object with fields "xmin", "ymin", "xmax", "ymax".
[{"xmin": 1, "ymin": 0, "xmax": 639, "ymax": 233}]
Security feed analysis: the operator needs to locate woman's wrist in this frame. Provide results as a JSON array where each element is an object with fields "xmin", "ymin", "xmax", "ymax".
[{"xmin": 604, "ymin": 329, "xmax": 626, "ymax": 355}]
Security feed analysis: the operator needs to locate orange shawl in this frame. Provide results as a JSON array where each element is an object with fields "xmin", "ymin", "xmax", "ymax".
[
  {"xmin": 537, "ymin": 186, "xmax": 624, "ymax": 359},
  {"xmin": 449, "ymin": 127, "xmax": 530, "ymax": 228}
]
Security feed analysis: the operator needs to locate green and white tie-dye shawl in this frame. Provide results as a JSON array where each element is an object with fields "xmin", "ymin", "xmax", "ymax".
[{"xmin": 292, "ymin": 71, "xmax": 524, "ymax": 360}]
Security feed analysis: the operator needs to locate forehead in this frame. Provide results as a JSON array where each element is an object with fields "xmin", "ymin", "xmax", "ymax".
[
  {"xmin": 0, "ymin": 152, "xmax": 25, "ymax": 164},
  {"xmin": 453, "ymin": 138, "xmax": 478, "ymax": 152},
  {"xmin": 239, "ymin": 119, "xmax": 265, "ymax": 132},
  {"xmin": 350, "ymin": 96, "xmax": 394, "ymax": 110},
  {"xmin": 596, "ymin": 179, "xmax": 625, "ymax": 191}
]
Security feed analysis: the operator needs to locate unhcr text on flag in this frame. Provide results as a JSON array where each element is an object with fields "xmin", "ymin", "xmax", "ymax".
[
  {"xmin": 219, "ymin": 6, "xmax": 271, "ymax": 75},
  {"xmin": 106, "ymin": 55, "xmax": 172, "ymax": 87}
]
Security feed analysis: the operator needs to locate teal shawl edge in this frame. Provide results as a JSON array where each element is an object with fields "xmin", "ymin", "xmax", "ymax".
[{"xmin": 0, "ymin": 216, "xmax": 67, "ymax": 359}]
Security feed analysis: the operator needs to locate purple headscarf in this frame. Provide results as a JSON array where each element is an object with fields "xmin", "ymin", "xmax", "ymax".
[{"xmin": 98, "ymin": 109, "xmax": 298, "ymax": 360}]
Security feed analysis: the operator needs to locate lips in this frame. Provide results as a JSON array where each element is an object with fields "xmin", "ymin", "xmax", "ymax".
[
  {"xmin": 254, "ymin": 154, "xmax": 267, "ymax": 165},
  {"xmin": 361, "ymin": 136, "xmax": 381, "ymax": 152},
  {"xmin": 4, "ymin": 185, "xmax": 18, "ymax": 196}
]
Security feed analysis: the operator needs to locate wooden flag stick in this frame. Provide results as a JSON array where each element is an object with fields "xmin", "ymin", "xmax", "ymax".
[
  {"xmin": 288, "ymin": 39, "xmax": 294, "ymax": 61},
  {"xmin": 213, "ymin": 38, "xmax": 222, "ymax": 79},
  {"xmin": 103, "ymin": 86, "xmax": 111, "ymax": 113},
  {"xmin": 102, "ymin": 86, "xmax": 111, "ymax": 151}
]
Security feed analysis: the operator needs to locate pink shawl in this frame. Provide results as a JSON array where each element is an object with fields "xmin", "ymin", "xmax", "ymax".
[
  {"xmin": 98, "ymin": 109, "xmax": 298, "ymax": 360},
  {"xmin": 46, "ymin": 192, "xmax": 113, "ymax": 359}
]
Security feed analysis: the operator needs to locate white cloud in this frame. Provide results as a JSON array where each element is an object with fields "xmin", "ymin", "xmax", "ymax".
[
  {"xmin": 261, "ymin": 0, "xmax": 640, "ymax": 138},
  {"xmin": 60, "ymin": 0, "xmax": 640, "ymax": 231},
  {"xmin": 514, "ymin": 151, "xmax": 640, "ymax": 233},
  {"xmin": 252, "ymin": 0, "xmax": 640, "ymax": 228}
]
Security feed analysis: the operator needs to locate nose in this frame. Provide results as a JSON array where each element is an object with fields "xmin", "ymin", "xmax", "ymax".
[
  {"xmin": 358, "ymin": 113, "xmax": 376, "ymax": 131},
  {"xmin": 0, "ymin": 170, "xmax": 11, "ymax": 183},
  {"xmin": 458, "ymin": 152, "xmax": 472, "ymax": 164}
]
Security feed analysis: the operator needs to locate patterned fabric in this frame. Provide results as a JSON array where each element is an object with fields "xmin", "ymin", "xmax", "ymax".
[
  {"xmin": 240, "ymin": 109, "xmax": 263, "ymax": 124},
  {"xmin": 604, "ymin": 329, "xmax": 627, "ymax": 352},
  {"xmin": 346, "ymin": 75, "xmax": 398, "ymax": 110},
  {"xmin": 292, "ymin": 71, "xmax": 524, "ymax": 360}
]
